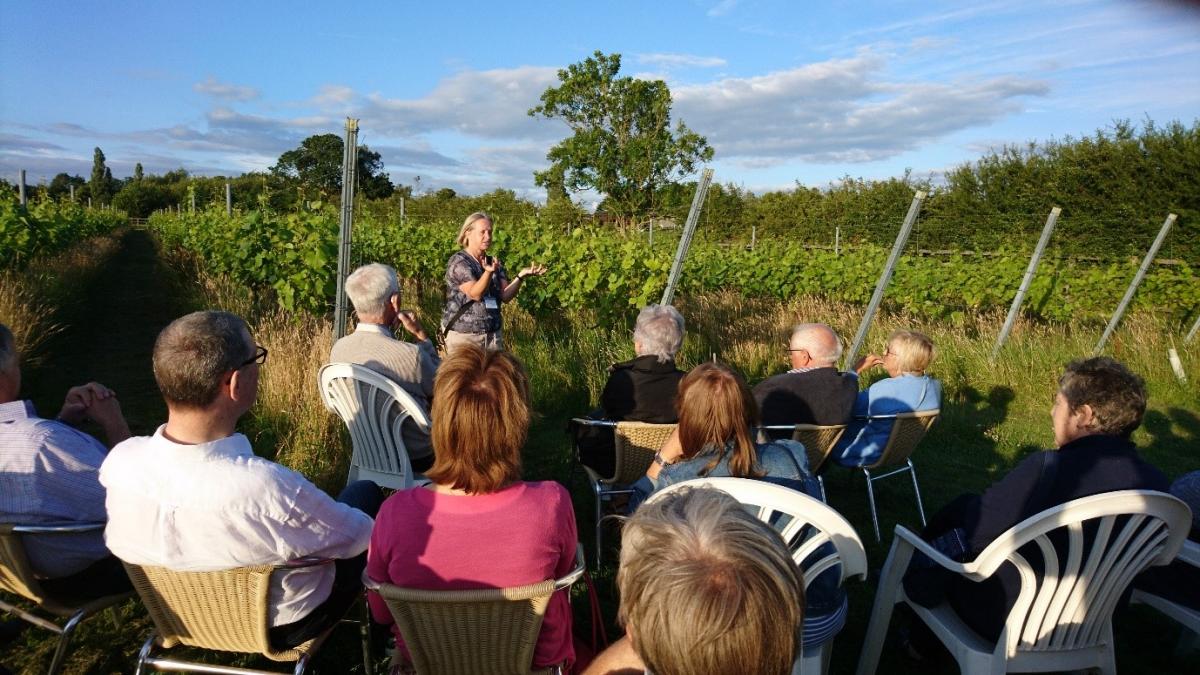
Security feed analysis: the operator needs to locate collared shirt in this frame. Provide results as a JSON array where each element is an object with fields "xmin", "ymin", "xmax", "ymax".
[
  {"xmin": 0, "ymin": 399, "xmax": 111, "ymax": 578},
  {"xmin": 354, "ymin": 322, "xmax": 392, "ymax": 338},
  {"xmin": 100, "ymin": 426, "xmax": 374, "ymax": 626}
]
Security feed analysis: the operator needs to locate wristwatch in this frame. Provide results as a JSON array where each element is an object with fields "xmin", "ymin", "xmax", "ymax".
[{"xmin": 652, "ymin": 451, "xmax": 673, "ymax": 468}]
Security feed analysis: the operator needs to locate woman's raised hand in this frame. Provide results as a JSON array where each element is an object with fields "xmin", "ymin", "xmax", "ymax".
[{"xmin": 520, "ymin": 263, "xmax": 548, "ymax": 278}]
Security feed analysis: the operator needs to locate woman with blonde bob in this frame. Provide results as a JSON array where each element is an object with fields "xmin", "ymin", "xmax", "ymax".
[
  {"xmin": 584, "ymin": 486, "xmax": 804, "ymax": 675},
  {"xmin": 440, "ymin": 211, "xmax": 547, "ymax": 352},
  {"xmin": 832, "ymin": 329, "xmax": 942, "ymax": 467},
  {"xmin": 366, "ymin": 345, "xmax": 578, "ymax": 672},
  {"xmin": 631, "ymin": 361, "xmax": 811, "ymax": 505}
]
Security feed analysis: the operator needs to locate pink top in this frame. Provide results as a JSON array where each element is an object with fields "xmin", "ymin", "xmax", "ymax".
[{"xmin": 367, "ymin": 481, "xmax": 578, "ymax": 668}]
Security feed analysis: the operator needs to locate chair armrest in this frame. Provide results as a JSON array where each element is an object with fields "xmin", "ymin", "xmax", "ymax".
[
  {"xmin": 569, "ymin": 418, "xmax": 617, "ymax": 428},
  {"xmin": 757, "ymin": 425, "xmax": 800, "ymax": 431},
  {"xmin": 361, "ymin": 570, "xmax": 384, "ymax": 592},
  {"xmin": 891, "ymin": 526, "xmax": 972, "ymax": 576},
  {"xmin": 278, "ymin": 556, "xmax": 336, "ymax": 569},
  {"xmin": 555, "ymin": 544, "xmax": 586, "ymax": 590},
  {"xmin": 11, "ymin": 521, "xmax": 106, "ymax": 534},
  {"xmin": 1177, "ymin": 539, "xmax": 1200, "ymax": 567}
]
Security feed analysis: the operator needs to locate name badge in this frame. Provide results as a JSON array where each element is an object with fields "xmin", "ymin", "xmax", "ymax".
[{"xmin": 484, "ymin": 296, "xmax": 499, "ymax": 310}]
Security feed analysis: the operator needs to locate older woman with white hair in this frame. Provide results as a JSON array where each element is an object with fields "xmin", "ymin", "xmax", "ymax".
[
  {"xmin": 577, "ymin": 305, "xmax": 687, "ymax": 477},
  {"xmin": 440, "ymin": 211, "xmax": 547, "ymax": 353}
]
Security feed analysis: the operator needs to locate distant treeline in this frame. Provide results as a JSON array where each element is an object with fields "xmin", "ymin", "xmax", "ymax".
[{"xmin": 6, "ymin": 118, "xmax": 1197, "ymax": 261}]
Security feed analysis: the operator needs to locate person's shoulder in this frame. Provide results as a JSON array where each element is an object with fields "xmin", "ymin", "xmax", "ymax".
[{"xmin": 609, "ymin": 358, "xmax": 637, "ymax": 373}]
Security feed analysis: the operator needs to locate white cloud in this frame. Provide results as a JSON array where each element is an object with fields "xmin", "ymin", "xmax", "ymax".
[
  {"xmin": 193, "ymin": 75, "xmax": 260, "ymax": 102},
  {"xmin": 312, "ymin": 84, "xmax": 356, "ymax": 108},
  {"xmin": 636, "ymin": 52, "xmax": 727, "ymax": 69},
  {"xmin": 707, "ymin": 0, "xmax": 738, "ymax": 18},
  {"xmin": 673, "ymin": 54, "xmax": 1049, "ymax": 163}
]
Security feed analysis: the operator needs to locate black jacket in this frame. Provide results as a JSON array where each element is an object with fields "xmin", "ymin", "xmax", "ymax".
[
  {"xmin": 752, "ymin": 367, "xmax": 859, "ymax": 427},
  {"xmin": 600, "ymin": 355, "xmax": 686, "ymax": 423}
]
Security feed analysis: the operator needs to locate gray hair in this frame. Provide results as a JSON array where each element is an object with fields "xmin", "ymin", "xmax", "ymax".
[
  {"xmin": 789, "ymin": 323, "xmax": 842, "ymax": 365},
  {"xmin": 456, "ymin": 211, "xmax": 492, "ymax": 248},
  {"xmin": 634, "ymin": 305, "xmax": 685, "ymax": 363},
  {"xmin": 153, "ymin": 311, "xmax": 253, "ymax": 409},
  {"xmin": 0, "ymin": 323, "xmax": 15, "ymax": 374},
  {"xmin": 345, "ymin": 263, "xmax": 399, "ymax": 317}
]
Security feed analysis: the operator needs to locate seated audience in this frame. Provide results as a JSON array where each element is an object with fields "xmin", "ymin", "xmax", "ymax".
[
  {"xmin": 753, "ymin": 322, "xmax": 857, "ymax": 439},
  {"xmin": 0, "ymin": 322, "xmax": 132, "ymax": 600},
  {"xmin": 330, "ymin": 263, "xmax": 440, "ymax": 472},
  {"xmin": 366, "ymin": 345, "xmax": 578, "ymax": 672},
  {"xmin": 1133, "ymin": 469, "xmax": 1200, "ymax": 610},
  {"xmin": 902, "ymin": 356, "xmax": 1170, "ymax": 657},
  {"xmin": 628, "ymin": 361, "xmax": 845, "ymax": 647},
  {"xmin": 832, "ymin": 329, "xmax": 941, "ymax": 467},
  {"xmin": 100, "ymin": 311, "xmax": 381, "ymax": 649},
  {"xmin": 577, "ymin": 304, "xmax": 687, "ymax": 477},
  {"xmin": 584, "ymin": 486, "xmax": 804, "ymax": 675}
]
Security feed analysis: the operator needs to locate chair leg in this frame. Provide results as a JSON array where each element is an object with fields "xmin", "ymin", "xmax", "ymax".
[
  {"xmin": 818, "ymin": 475, "xmax": 827, "ymax": 503},
  {"xmin": 135, "ymin": 632, "xmax": 157, "ymax": 675},
  {"xmin": 47, "ymin": 609, "xmax": 87, "ymax": 675},
  {"xmin": 359, "ymin": 595, "xmax": 373, "ymax": 675},
  {"xmin": 863, "ymin": 468, "xmax": 881, "ymax": 542},
  {"xmin": 293, "ymin": 652, "xmax": 311, "ymax": 675},
  {"xmin": 907, "ymin": 459, "xmax": 927, "ymax": 527},
  {"xmin": 594, "ymin": 487, "xmax": 604, "ymax": 569},
  {"xmin": 854, "ymin": 539, "xmax": 915, "ymax": 675}
]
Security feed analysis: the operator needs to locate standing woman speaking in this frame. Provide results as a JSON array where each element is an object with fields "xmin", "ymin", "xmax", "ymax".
[{"xmin": 440, "ymin": 212, "xmax": 546, "ymax": 353}]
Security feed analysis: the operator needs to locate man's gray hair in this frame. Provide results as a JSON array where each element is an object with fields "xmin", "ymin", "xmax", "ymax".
[
  {"xmin": 634, "ymin": 305, "xmax": 685, "ymax": 363},
  {"xmin": 0, "ymin": 323, "xmax": 16, "ymax": 374},
  {"xmin": 345, "ymin": 263, "xmax": 399, "ymax": 317},
  {"xmin": 153, "ymin": 311, "xmax": 252, "ymax": 409},
  {"xmin": 789, "ymin": 323, "xmax": 842, "ymax": 365}
]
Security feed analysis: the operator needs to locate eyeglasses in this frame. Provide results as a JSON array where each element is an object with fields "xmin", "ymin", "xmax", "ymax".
[{"xmin": 240, "ymin": 345, "xmax": 268, "ymax": 368}]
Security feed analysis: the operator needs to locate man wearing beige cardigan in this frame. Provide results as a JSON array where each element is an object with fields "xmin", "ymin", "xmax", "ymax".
[{"xmin": 330, "ymin": 264, "xmax": 440, "ymax": 471}]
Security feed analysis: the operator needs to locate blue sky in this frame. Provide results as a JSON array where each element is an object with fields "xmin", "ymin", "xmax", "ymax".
[{"xmin": 2, "ymin": 0, "xmax": 1198, "ymax": 205}]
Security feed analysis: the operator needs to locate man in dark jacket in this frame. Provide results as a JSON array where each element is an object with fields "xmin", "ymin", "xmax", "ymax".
[
  {"xmin": 753, "ymin": 323, "xmax": 858, "ymax": 436},
  {"xmin": 577, "ymin": 305, "xmax": 687, "ymax": 477},
  {"xmin": 903, "ymin": 356, "xmax": 1170, "ymax": 654}
]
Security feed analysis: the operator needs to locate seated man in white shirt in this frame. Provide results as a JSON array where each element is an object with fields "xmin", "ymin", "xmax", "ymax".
[
  {"xmin": 0, "ymin": 322, "xmax": 131, "ymax": 601},
  {"xmin": 330, "ymin": 263, "xmax": 439, "ymax": 472},
  {"xmin": 100, "ymin": 310, "xmax": 382, "ymax": 649}
]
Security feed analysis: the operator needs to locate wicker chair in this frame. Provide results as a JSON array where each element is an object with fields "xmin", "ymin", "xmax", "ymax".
[
  {"xmin": 757, "ymin": 423, "xmax": 848, "ymax": 501},
  {"xmin": 570, "ymin": 419, "xmax": 678, "ymax": 566},
  {"xmin": 123, "ymin": 558, "xmax": 349, "ymax": 674},
  {"xmin": 845, "ymin": 410, "xmax": 939, "ymax": 541},
  {"xmin": 319, "ymin": 362, "xmax": 431, "ymax": 490},
  {"xmin": 0, "ymin": 522, "xmax": 134, "ymax": 675},
  {"xmin": 857, "ymin": 491, "xmax": 1191, "ymax": 675},
  {"xmin": 365, "ymin": 544, "xmax": 586, "ymax": 675}
]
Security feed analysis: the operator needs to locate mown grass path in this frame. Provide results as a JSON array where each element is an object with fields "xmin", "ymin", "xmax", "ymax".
[{"xmin": 24, "ymin": 228, "xmax": 187, "ymax": 435}]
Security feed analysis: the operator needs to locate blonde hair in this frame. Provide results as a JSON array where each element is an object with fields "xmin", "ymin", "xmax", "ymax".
[
  {"xmin": 456, "ymin": 211, "xmax": 492, "ymax": 248},
  {"xmin": 618, "ymin": 486, "xmax": 804, "ymax": 675},
  {"xmin": 426, "ymin": 344, "xmax": 527, "ymax": 494},
  {"xmin": 887, "ymin": 329, "xmax": 935, "ymax": 374},
  {"xmin": 676, "ymin": 362, "xmax": 762, "ymax": 478}
]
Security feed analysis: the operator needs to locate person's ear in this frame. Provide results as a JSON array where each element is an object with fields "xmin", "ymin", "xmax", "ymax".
[
  {"xmin": 1075, "ymin": 403, "xmax": 1097, "ymax": 429},
  {"xmin": 228, "ymin": 369, "xmax": 252, "ymax": 404}
]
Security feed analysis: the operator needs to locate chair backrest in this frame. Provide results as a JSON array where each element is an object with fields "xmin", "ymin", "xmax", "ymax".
[
  {"xmin": 0, "ymin": 524, "xmax": 48, "ymax": 605},
  {"xmin": 647, "ymin": 477, "xmax": 868, "ymax": 590},
  {"xmin": 866, "ymin": 410, "xmax": 938, "ymax": 470},
  {"xmin": 962, "ymin": 490, "xmax": 1191, "ymax": 659},
  {"xmin": 319, "ymin": 362, "xmax": 430, "ymax": 490},
  {"xmin": 122, "ymin": 562, "xmax": 304, "ymax": 662},
  {"xmin": 790, "ymin": 424, "xmax": 847, "ymax": 473},
  {"xmin": 610, "ymin": 422, "xmax": 677, "ymax": 486}
]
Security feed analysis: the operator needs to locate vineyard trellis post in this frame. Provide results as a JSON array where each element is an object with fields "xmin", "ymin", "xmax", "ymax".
[
  {"xmin": 333, "ymin": 118, "xmax": 360, "ymax": 340},
  {"xmin": 400, "ymin": 197, "xmax": 405, "ymax": 224},
  {"xmin": 835, "ymin": 226, "xmax": 840, "ymax": 256},
  {"xmin": 1185, "ymin": 313, "xmax": 1200, "ymax": 344},
  {"xmin": 649, "ymin": 218, "xmax": 654, "ymax": 247},
  {"xmin": 1095, "ymin": 213, "xmax": 1176, "ymax": 353},
  {"xmin": 18, "ymin": 170, "xmax": 26, "ymax": 206},
  {"xmin": 843, "ymin": 190, "xmax": 926, "ymax": 371},
  {"xmin": 225, "ymin": 182, "xmax": 232, "ymax": 216},
  {"xmin": 660, "ymin": 168, "xmax": 714, "ymax": 306},
  {"xmin": 69, "ymin": 184, "xmax": 75, "ymax": 202},
  {"xmin": 992, "ymin": 206, "xmax": 1061, "ymax": 359},
  {"xmin": 751, "ymin": 225, "xmax": 757, "ymax": 250}
]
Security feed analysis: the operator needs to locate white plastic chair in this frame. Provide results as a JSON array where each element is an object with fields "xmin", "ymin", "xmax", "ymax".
[
  {"xmin": 856, "ymin": 490, "xmax": 1191, "ymax": 675},
  {"xmin": 648, "ymin": 477, "xmax": 867, "ymax": 675},
  {"xmin": 1131, "ymin": 538, "xmax": 1200, "ymax": 634},
  {"xmin": 319, "ymin": 363, "xmax": 431, "ymax": 491}
]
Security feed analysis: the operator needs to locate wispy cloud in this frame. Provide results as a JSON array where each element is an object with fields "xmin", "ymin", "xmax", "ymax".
[
  {"xmin": 193, "ymin": 75, "xmax": 260, "ymax": 102},
  {"xmin": 636, "ymin": 52, "xmax": 727, "ymax": 69},
  {"xmin": 707, "ymin": 0, "xmax": 738, "ymax": 18}
]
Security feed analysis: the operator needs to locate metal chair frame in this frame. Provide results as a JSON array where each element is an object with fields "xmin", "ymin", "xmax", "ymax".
[
  {"xmin": 850, "ymin": 410, "xmax": 939, "ymax": 541},
  {"xmin": 569, "ymin": 418, "xmax": 677, "ymax": 567},
  {"xmin": 0, "ymin": 522, "xmax": 134, "ymax": 675}
]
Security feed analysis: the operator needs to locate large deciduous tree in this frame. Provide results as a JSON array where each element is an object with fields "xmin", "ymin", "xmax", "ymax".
[
  {"xmin": 529, "ymin": 51, "xmax": 713, "ymax": 225},
  {"xmin": 89, "ymin": 147, "xmax": 112, "ymax": 204},
  {"xmin": 271, "ymin": 134, "xmax": 394, "ymax": 200}
]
